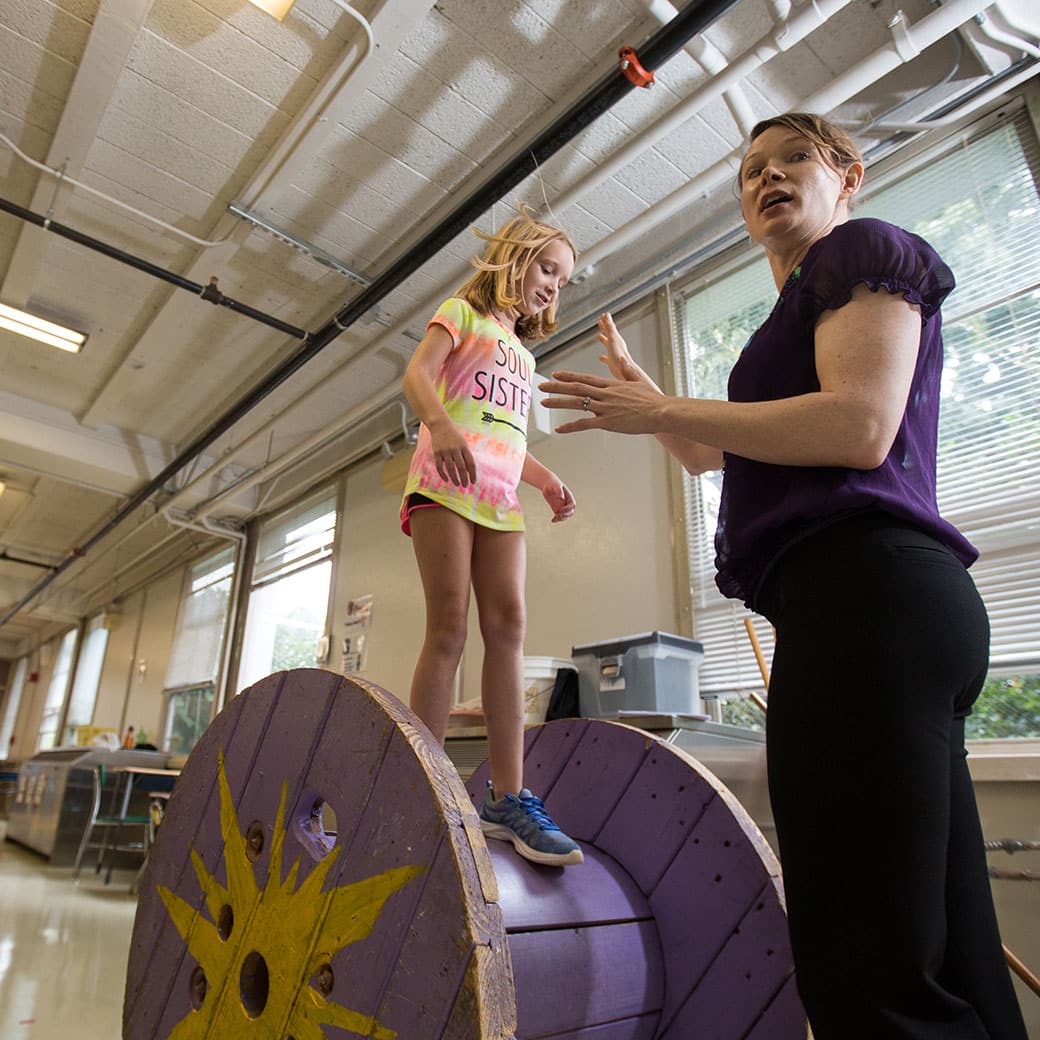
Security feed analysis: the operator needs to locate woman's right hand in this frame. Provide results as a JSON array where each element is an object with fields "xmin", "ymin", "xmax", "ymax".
[
  {"xmin": 598, "ymin": 312, "xmax": 636, "ymax": 380},
  {"xmin": 430, "ymin": 423, "xmax": 477, "ymax": 487},
  {"xmin": 598, "ymin": 312, "xmax": 664, "ymax": 393}
]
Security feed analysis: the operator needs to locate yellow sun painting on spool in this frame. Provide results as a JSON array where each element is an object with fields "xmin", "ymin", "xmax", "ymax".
[{"xmin": 157, "ymin": 752, "xmax": 424, "ymax": 1039}]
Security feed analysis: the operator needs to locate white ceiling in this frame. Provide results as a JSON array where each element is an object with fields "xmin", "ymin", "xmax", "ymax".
[{"xmin": 1, "ymin": 0, "xmax": 1038, "ymax": 655}]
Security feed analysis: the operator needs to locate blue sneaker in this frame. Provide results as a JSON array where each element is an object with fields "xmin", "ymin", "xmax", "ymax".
[{"xmin": 479, "ymin": 782, "xmax": 583, "ymax": 866}]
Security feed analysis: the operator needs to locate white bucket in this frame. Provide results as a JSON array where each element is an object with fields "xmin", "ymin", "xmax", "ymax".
[{"xmin": 523, "ymin": 656, "xmax": 573, "ymax": 726}]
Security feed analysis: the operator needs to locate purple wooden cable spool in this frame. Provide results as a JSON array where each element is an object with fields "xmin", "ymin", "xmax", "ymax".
[{"xmin": 124, "ymin": 668, "xmax": 805, "ymax": 1039}]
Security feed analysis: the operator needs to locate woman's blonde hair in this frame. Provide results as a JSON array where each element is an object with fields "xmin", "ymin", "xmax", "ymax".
[
  {"xmin": 455, "ymin": 203, "xmax": 577, "ymax": 342},
  {"xmin": 738, "ymin": 112, "xmax": 862, "ymax": 193}
]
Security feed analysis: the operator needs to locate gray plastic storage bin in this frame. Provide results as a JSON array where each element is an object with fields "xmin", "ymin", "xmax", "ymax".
[{"xmin": 571, "ymin": 631, "xmax": 705, "ymax": 718}]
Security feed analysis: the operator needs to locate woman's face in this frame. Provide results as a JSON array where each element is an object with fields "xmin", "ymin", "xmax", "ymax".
[
  {"xmin": 517, "ymin": 238, "xmax": 575, "ymax": 317},
  {"xmin": 739, "ymin": 125, "xmax": 861, "ymax": 252}
]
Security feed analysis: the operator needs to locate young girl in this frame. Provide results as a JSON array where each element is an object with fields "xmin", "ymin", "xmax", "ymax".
[{"xmin": 400, "ymin": 207, "xmax": 582, "ymax": 867}]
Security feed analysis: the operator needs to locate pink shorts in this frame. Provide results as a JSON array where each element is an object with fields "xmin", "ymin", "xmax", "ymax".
[{"xmin": 400, "ymin": 492, "xmax": 441, "ymax": 536}]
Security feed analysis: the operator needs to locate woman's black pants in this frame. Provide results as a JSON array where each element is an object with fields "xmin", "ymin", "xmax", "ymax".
[{"xmin": 756, "ymin": 513, "xmax": 1027, "ymax": 1040}]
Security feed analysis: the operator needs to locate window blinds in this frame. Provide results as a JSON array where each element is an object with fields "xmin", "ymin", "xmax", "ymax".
[
  {"xmin": 252, "ymin": 488, "xmax": 337, "ymax": 588},
  {"xmin": 164, "ymin": 547, "xmax": 235, "ymax": 690}
]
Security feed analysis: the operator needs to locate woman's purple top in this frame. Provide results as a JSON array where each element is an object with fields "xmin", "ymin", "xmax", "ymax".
[{"xmin": 715, "ymin": 217, "xmax": 977, "ymax": 608}]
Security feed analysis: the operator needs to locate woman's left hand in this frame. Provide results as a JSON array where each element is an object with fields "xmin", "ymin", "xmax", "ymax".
[
  {"xmin": 542, "ymin": 476, "xmax": 576, "ymax": 522},
  {"xmin": 539, "ymin": 371, "xmax": 665, "ymax": 435}
]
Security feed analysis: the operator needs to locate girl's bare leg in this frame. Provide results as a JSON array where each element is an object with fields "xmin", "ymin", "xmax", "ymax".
[
  {"xmin": 408, "ymin": 507, "xmax": 474, "ymax": 744},
  {"xmin": 471, "ymin": 526, "xmax": 526, "ymax": 797}
]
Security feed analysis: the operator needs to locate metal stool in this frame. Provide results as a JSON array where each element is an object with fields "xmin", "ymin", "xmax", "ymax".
[{"xmin": 72, "ymin": 764, "xmax": 151, "ymax": 884}]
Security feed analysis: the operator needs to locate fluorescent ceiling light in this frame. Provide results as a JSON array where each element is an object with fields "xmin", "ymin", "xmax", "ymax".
[
  {"xmin": 247, "ymin": 0, "xmax": 296, "ymax": 18},
  {"xmin": 0, "ymin": 302, "xmax": 87, "ymax": 353}
]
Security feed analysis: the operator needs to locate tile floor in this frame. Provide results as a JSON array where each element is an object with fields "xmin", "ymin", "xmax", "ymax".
[{"xmin": 0, "ymin": 821, "xmax": 137, "ymax": 1040}]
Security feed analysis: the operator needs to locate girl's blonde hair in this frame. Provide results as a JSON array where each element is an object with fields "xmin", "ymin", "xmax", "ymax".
[
  {"xmin": 738, "ymin": 112, "xmax": 862, "ymax": 193},
  {"xmin": 455, "ymin": 204, "xmax": 577, "ymax": 342}
]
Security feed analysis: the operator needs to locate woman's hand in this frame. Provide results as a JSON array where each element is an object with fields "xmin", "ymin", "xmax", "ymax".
[
  {"xmin": 429, "ymin": 423, "xmax": 477, "ymax": 486},
  {"xmin": 541, "ymin": 473, "xmax": 576, "ymax": 522},
  {"xmin": 539, "ymin": 372, "xmax": 666, "ymax": 435},
  {"xmin": 597, "ymin": 313, "xmax": 664, "ymax": 392},
  {"xmin": 598, "ymin": 312, "xmax": 635, "ymax": 380}
]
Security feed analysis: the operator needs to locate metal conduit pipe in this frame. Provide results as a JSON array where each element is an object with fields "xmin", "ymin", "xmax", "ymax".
[
  {"xmin": 865, "ymin": 59, "xmax": 1039, "ymax": 132},
  {"xmin": 189, "ymin": 390, "xmax": 413, "ymax": 520},
  {"xmin": 0, "ymin": 551, "xmax": 57, "ymax": 571},
  {"xmin": 0, "ymin": 0, "xmax": 742, "ymax": 629},
  {"xmin": 0, "ymin": 196, "xmax": 313, "ymax": 341},
  {"xmin": 574, "ymin": 0, "xmax": 999, "ymax": 276},
  {"xmin": 164, "ymin": 0, "xmax": 855, "ymax": 513},
  {"xmin": 972, "ymin": 10, "xmax": 1040, "ymax": 59},
  {"xmin": 66, "ymin": 516, "xmax": 243, "ymax": 645}
]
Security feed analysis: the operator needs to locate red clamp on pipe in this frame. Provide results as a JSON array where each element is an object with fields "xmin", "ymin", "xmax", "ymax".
[{"xmin": 619, "ymin": 46, "xmax": 655, "ymax": 88}]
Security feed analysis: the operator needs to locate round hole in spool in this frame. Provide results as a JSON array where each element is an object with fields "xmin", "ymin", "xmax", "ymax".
[
  {"xmin": 189, "ymin": 966, "xmax": 207, "ymax": 1010},
  {"xmin": 312, "ymin": 798, "xmax": 337, "ymax": 842},
  {"xmin": 314, "ymin": 963, "xmax": 334, "ymax": 997},
  {"xmin": 240, "ymin": 951, "xmax": 270, "ymax": 1018},
  {"xmin": 245, "ymin": 822, "xmax": 265, "ymax": 862},
  {"xmin": 292, "ymin": 794, "xmax": 337, "ymax": 861},
  {"xmin": 217, "ymin": 904, "xmax": 234, "ymax": 941}
]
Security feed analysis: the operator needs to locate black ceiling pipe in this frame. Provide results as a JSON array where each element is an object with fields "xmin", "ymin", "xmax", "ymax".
[
  {"xmin": 0, "ymin": 196, "xmax": 312, "ymax": 341},
  {"xmin": 0, "ymin": 0, "xmax": 742, "ymax": 629},
  {"xmin": 0, "ymin": 551, "xmax": 57, "ymax": 571}
]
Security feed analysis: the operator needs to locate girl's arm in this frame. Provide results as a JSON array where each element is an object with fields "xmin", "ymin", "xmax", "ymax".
[
  {"xmin": 521, "ymin": 452, "xmax": 575, "ymax": 523},
  {"xmin": 597, "ymin": 312, "xmax": 724, "ymax": 475},
  {"xmin": 543, "ymin": 286, "xmax": 920, "ymax": 471},
  {"xmin": 402, "ymin": 324, "xmax": 477, "ymax": 486}
]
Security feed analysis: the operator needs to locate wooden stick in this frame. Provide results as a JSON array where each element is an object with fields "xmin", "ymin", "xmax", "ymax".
[
  {"xmin": 742, "ymin": 617, "xmax": 770, "ymax": 713},
  {"xmin": 1004, "ymin": 944, "xmax": 1040, "ymax": 1000}
]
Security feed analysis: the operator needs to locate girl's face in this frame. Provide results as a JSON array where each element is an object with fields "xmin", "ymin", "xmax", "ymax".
[
  {"xmin": 516, "ymin": 238, "xmax": 575, "ymax": 317},
  {"xmin": 739, "ymin": 125, "xmax": 862, "ymax": 252}
]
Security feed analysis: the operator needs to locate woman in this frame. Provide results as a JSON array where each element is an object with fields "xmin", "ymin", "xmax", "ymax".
[{"xmin": 539, "ymin": 113, "xmax": 1026, "ymax": 1038}]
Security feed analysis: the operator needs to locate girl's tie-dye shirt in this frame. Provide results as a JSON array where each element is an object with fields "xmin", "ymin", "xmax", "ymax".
[{"xmin": 401, "ymin": 297, "xmax": 534, "ymax": 532}]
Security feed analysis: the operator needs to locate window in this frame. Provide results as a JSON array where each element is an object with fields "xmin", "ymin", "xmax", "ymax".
[
  {"xmin": 36, "ymin": 629, "xmax": 78, "ymax": 750},
  {"xmin": 675, "ymin": 107, "xmax": 1040, "ymax": 737},
  {"xmin": 235, "ymin": 488, "xmax": 337, "ymax": 694},
  {"xmin": 165, "ymin": 548, "xmax": 235, "ymax": 690},
  {"xmin": 0, "ymin": 657, "xmax": 28, "ymax": 757},
  {"xmin": 62, "ymin": 614, "xmax": 109, "ymax": 745},
  {"xmin": 163, "ymin": 684, "xmax": 216, "ymax": 756},
  {"xmin": 161, "ymin": 547, "xmax": 236, "ymax": 753}
]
